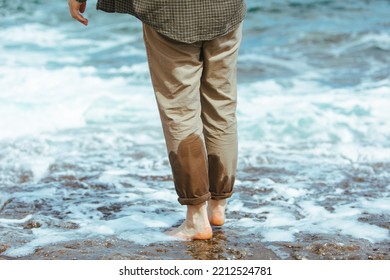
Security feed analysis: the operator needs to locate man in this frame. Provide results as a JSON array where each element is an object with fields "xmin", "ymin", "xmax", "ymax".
[{"xmin": 68, "ymin": 0, "xmax": 246, "ymax": 240}]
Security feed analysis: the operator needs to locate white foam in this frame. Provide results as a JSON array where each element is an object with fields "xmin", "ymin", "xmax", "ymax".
[
  {"xmin": 235, "ymin": 218, "xmax": 259, "ymax": 228},
  {"xmin": 5, "ymin": 228, "xmax": 74, "ymax": 258},
  {"xmin": 85, "ymin": 225, "xmax": 115, "ymax": 235},
  {"xmin": 262, "ymin": 229, "xmax": 296, "ymax": 242},
  {"xmin": 1, "ymin": 2, "xmax": 390, "ymax": 258},
  {"xmin": 0, "ymin": 215, "xmax": 32, "ymax": 224},
  {"xmin": 272, "ymin": 183, "xmax": 307, "ymax": 199},
  {"xmin": 72, "ymin": 213, "xmax": 181, "ymax": 245},
  {"xmin": 262, "ymin": 209, "xmax": 297, "ymax": 227},
  {"xmin": 148, "ymin": 190, "xmax": 178, "ymax": 202},
  {"xmin": 332, "ymin": 32, "xmax": 390, "ymax": 56},
  {"xmin": 238, "ymin": 79, "xmax": 390, "ymax": 147},
  {"xmin": 0, "ymin": 52, "xmax": 156, "ymax": 140},
  {"xmin": 357, "ymin": 197, "xmax": 390, "ymax": 213},
  {"xmin": 227, "ymin": 184, "xmax": 390, "ymax": 243},
  {"xmin": 0, "ymin": 23, "xmax": 66, "ymax": 48},
  {"xmin": 29, "ymin": 157, "xmax": 54, "ymax": 183}
]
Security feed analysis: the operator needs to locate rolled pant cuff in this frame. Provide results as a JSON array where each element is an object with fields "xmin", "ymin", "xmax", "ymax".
[
  {"xmin": 178, "ymin": 192, "xmax": 211, "ymax": 205},
  {"xmin": 210, "ymin": 192, "xmax": 233, "ymax": 200}
]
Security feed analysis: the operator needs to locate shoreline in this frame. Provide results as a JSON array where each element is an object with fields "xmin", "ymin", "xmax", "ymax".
[{"xmin": 1, "ymin": 230, "xmax": 389, "ymax": 260}]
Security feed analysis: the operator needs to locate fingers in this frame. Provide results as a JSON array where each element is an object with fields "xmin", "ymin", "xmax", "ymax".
[{"xmin": 68, "ymin": 0, "xmax": 88, "ymax": 26}]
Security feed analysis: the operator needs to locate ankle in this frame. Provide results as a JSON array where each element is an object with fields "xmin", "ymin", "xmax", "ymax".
[
  {"xmin": 186, "ymin": 203, "xmax": 210, "ymax": 228},
  {"xmin": 208, "ymin": 199, "xmax": 227, "ymax": 210}
]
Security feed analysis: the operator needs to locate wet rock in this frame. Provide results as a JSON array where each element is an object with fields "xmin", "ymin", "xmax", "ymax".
[
  {"xmin": 308, "ymin": 242, "xmax": 361, "ymax": 259},
  {"xmin": 63, "ymin": 180, "xmax": 89, "ymax": 189},
  {"xmin": 97, "ymin": 204, "xmax": 123, "ymax": 220},
  {"xmin": 276, "ymin": 233, "xmax": 390, "ymax": 260},
  {"xmin": 57, "ymin": 221, "xmax": 80, "ymax": 230},
  {"xmin": 0, "ymin": 198, "xmax": 14, "ymax": 213},
  {"xmin": 358, "ymin": 213, "xmax": 390, "ymax": 230},
  {"xmin": 0, "ymin": 244, "xmax": 9, "ymax": 254},
  {"xmin": 23, "ymin": 220, "xmax": 42, "ymax": 229},
  {"xmin": 89, "ymin": 182, "xmax": 114, "ymax": 190},
  {"xmin": 19, "ymin": 171, "xmax": 34, "ymax": 184},
  {"xmin": 0, "ymin": 197, "xmax": 34, "ymax": 219}
]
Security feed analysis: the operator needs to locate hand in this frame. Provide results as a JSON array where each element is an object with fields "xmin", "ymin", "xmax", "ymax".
[{"xmin": 68, "ymin": 0, "xmax": 88, "ymax": 26}]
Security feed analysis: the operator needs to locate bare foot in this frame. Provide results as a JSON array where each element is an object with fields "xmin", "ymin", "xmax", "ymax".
[
  {"xmin": 207, "ymin": 199, "xmax": 227, "ymax": 226},
  {"xmin": 166, "ymin": 202, "xmax": 212, "ymax": 240}
]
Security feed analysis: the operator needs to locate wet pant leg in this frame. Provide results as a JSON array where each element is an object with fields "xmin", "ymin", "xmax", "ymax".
[
  {"xmin": 201, "ymin": 23, "xmax": 243, "ymax": 200},
  {"xmin": 143, "ymin": 23, "xmax": 242, "ymax": 205}
]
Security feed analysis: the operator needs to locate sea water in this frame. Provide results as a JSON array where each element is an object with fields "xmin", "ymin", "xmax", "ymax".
[{"xmin": 0, "ymin": 0, "xmax": 389, "ymax": 258}]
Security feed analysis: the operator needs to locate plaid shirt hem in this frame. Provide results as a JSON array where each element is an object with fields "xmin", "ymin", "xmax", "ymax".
[{"xmin": 95, "ymin": 0, "xmax": 246, "ymax": 43}]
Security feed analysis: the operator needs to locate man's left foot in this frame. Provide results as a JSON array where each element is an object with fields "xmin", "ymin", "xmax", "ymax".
[{"xmin": 166, "ymin": 202, "xmax": 212, "ymax": 240}]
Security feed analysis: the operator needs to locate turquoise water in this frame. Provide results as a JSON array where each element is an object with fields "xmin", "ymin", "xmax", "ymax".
[{"xmin": 0, "ymin": 0, "xmax": 389, "ymax": 258}]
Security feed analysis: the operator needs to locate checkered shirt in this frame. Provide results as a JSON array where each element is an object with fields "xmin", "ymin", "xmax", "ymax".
[{"xmin": 77, "ymin": 0, "xmax": 246, "ymax": 43}]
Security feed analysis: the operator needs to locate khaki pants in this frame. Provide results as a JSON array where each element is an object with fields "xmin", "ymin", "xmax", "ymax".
[{"xmin": 143, "ymin": 23, "xmax": 242, "ymax": 205}]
